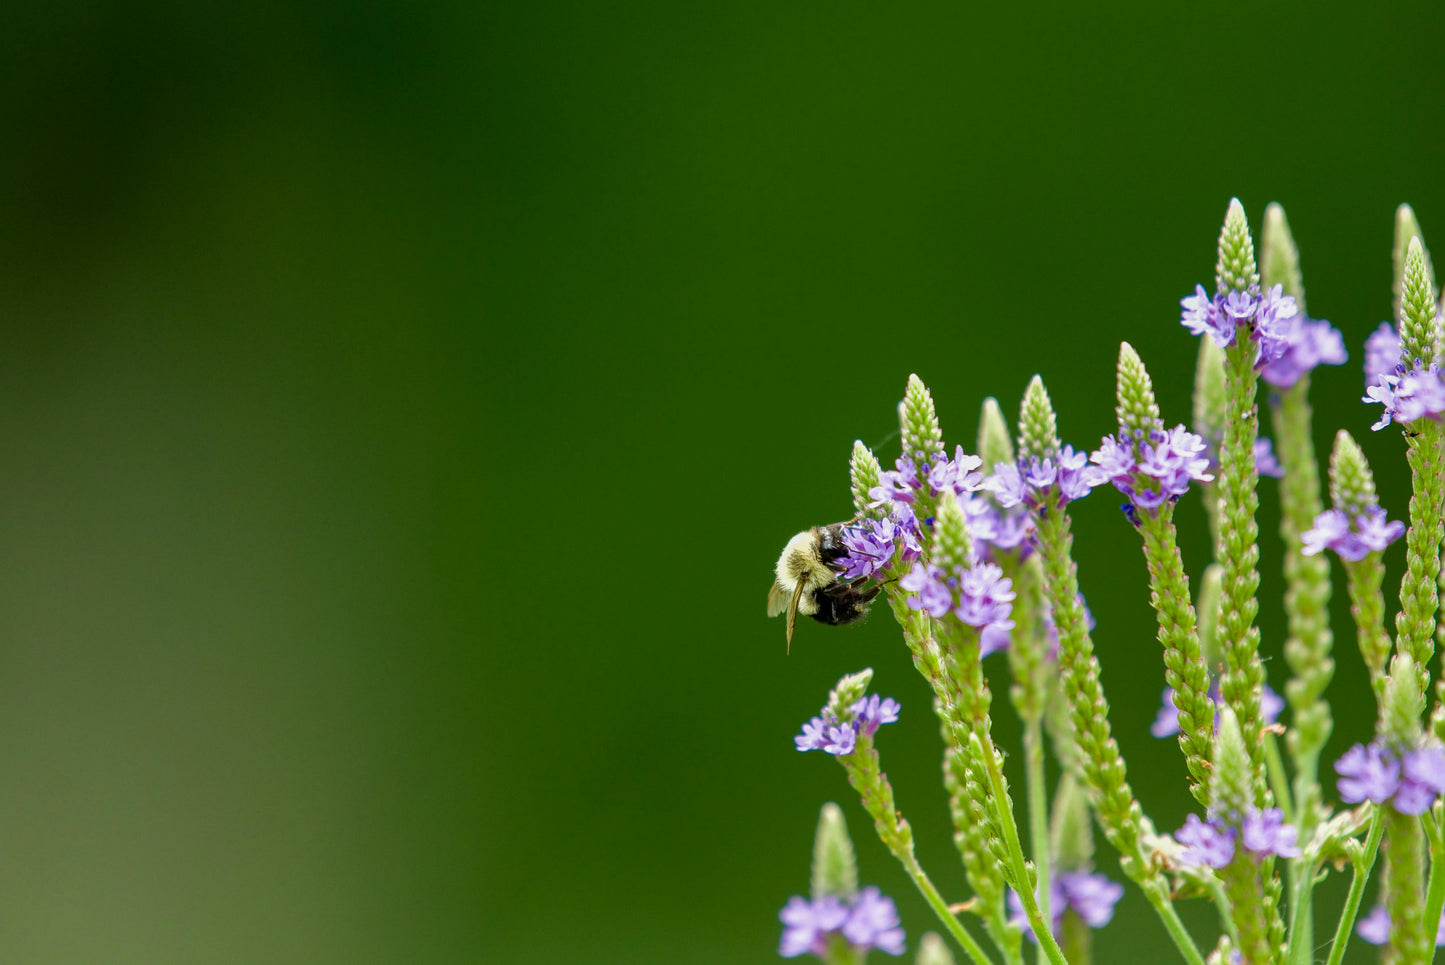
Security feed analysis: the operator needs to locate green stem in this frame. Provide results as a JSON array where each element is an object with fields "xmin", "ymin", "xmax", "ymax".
[
  {"xmin": 895, "ymin": 848, "xmax": 1000, "ymax": 965},
  {"xmin": 974, "ymin": 733, "xmax": 1067, "ymax": 965},
  {"xmin": 1263, "ymin": 733, "xmax": 1294, "ymax": 824},
  {"xmin": 1422, "ymin": 826, "xmax": 1445, "ymax": 963},
  {"xmin": 1324, "ymin": 809, "xmax": 1384, "ymax": 965},
  {"xmin": 1024, "ymin": 719, "xmax": 1052, "ymax": 940},
  {"xmin": 1284, "ymin": 853, "xmax": 1319, "ymax": 965},
  {"xmin": 1139, "ymin": 879, "xmax": 1208, "ymax": 965}
]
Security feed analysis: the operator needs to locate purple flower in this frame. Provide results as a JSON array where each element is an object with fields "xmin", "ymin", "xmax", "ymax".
[
  {"xmin": 1150, "ymin": 683, "xmax": 1284, "ymax": 738},
  {"xmin": 1181, "ymin": 284, "xmax": 1234, "ymax": 347},
  {"xmin": 869, "ymin": 448, "xmax": 985, "ymax": 514},
  {"xmin": 1091, "ymin": 425, "xmax": 1214, "ymax": 514},
  {"xmin": 1366, "ymin": 362, "xmax": 1445, "ymax": 430},
  {"xmin": 850, "ymin": 695, "xmax": 901, "ymax": 738},
  {"xmin": 1301, "ymin": 507, "xmax": 1405, "ymax": 562},
  {"xmin": 1241, "ymin": 808, "xmax": 1300, "ymax": 858},
  {"xmin": 1254, "ymin": 438, "xmax": 1284, "ymax": 479},
  {"xmin": 779, "ymin": 888, "xmax": 905, "ymax": 958},
  {"xmin": 1176, "ymin": 808, "xmax": 1298, "ymax": 867},
  {"xmin": 1006, "ymin": 870, "xmax": 1123, "ymax": 942},
  {"xmin": 1357, "ymin": 905, "xmax": 1392, "ymax": 945},
  {"xmin": 1396, "ymin": 746, "xmax": 1445, "ymax": 814},
  {"xmin": 1334, "ymin": 741, "xmax": 1445, "ymax": 813},
  {"xmin": 840, "ymin": 887, "xmax": 906, "ymax": 956},
  {"xmin": 837, "ymin": 512, "xmax": 922, "ymax": 580},
  {"xmin": 1175, "ymin": 813, "xmax": 1236, "ymax": 868},
  {"xmin": 953, "ymin": 562, "xmax": 1016, "ymax": 628},
  {"xmin": 1261, "ymin": 316, "xmax": 1348, "ymax": 388},
  {"xmin": 1364, "ymin": 322, "xmax": 1402, "ymax": 388},
  {"xmin": 899, "ymin": 559, "xmax": 1015, "ymax": 635},
  {"xmin": 779, "ymin": 895, "xmax": 849, "ymax": 958},
  {"xmin": 1356, "ymin": 905, "xmax": 1445, "ymax": 947},
  {"xmin": 1335, "ymin": 742, "xmax": 1402, "ymax": 804},
  {"xmin": 1179, "ymin": 282, "xmax": 1303, "ymax": 367},
  {"xmin": 795, "ymin": 695, "xmax": 899, "ymax": 755},
  {"xmin": 986, "ymin": 446, "xmax": 1102, "ymax": 512}
]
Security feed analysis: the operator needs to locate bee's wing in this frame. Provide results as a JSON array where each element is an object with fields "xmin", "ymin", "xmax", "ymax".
[
  {"xmin": 785, "ymin": 579, "xmax": 806, "ymax": 654},
  {"xmin": 766, "ymin": 581, "xmax": 791, "ymax": 618}
]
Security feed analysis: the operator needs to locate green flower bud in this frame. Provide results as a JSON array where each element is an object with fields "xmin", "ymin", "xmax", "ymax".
[
  {"xmin": 914, "ymin": 932, "xmax": 957, "ymax": 965},
  {"xmin": 825, "ymin": 669, "xmax": 874, "ymax": 720},
  {"xmin": 932, "ymin": 492, "xmax": 974, "ymax": 573},
  {"xmin": 901, "ymin": 374, "xmax": 945, "ymax": 466},
  {"xmin": 1381, "ymin": 653, "xmax": 1425, "ymax": 748},
  {"xmin": 1197, "ymin": 564, "xmax": 1225, "ymax": 668},
  {"xmin": 850, "ymin": 441, "xmax": 884, "ymax": 520},
  {"xmin": 1399, "ymin": 237, "xmax": 1439, "ymax": 368},
  {"xmin": 1115, "ymin": 342, "xmax": 1162, "ymax": 438},
  {"xmin": 1394, "ymin": 203, "xmax": 1435, "ymax": 324},
  {"xmin": 1018, "ymin": 376, "xmax": 1060, "ymax": 461},
  {"xmin": 1215, "ymin": 198, "xmax": 1259, "ymax": 296},
  {"xmin": 976, "ymin": 397, "xmax": 1014, "ymax": 469},
  {"xmin": 811, "ymin": 802, "xmax": 859, "ymax": 900},
  {"xmin": 1260, "ymin": 202, "xmax": 1306, "ymax": 311},
  {"xmin": 1327, "ymin": 430, "xmax": 1380, "ymax": 516},
  {"xmin": 1048, "ymin": 772, "xmax": 1094, "ymax": 871},
  {"xmin": 1210, "ymin": 706, "xmax": 1253, "ymax": 819}
]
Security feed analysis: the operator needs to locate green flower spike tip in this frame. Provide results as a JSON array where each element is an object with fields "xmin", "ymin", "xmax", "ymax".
[
  {"xmin": 1261, "ymin": 202, "xmax": 1305, "ymax": 308},
  {"xmin": 915, "ymin": 932, "xmax": 957, "ymax": 965},
  {"xmin": 1399, "ymin": 237, "xmax": 1439, "ymax": 368},
  {"xmin": 812, "ymin": 803, "xmax": 859, "ymax": 901},
  {"xmin": 850, "ymin": 441, "xmax": 884, "ymax": 521},
  {"xmin": 1216, "ymin": 198, "xmax": 1260, "ymax": 296},
  {"xmin": 1019, "ymin": 375, "xmax": 1061, "ymax": 461},
  {"xmin": 977, "ymin": 397, "xmax": 1014, "ymax": 470},
  {"xmin": 1394, "ymin": 203, "xmax": 1434, "ymax": 324},
  {"xmin": 1115, "ymin": 342, "xmax": 1162, "ymax": 437}
]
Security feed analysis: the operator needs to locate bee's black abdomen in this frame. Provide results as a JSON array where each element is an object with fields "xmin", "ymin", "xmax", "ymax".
[{"xmin": 810, "ymin": 581, "xmax": 882, "ymax": 627}]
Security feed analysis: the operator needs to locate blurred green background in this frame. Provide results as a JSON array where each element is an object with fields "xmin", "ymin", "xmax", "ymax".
[{"xmin": 0, "ymin": 1, "xmax": 1443, "ymax": 962}]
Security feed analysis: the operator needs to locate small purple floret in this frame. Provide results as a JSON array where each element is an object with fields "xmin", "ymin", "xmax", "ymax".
[
  {"xmin": 1356, "ymin": 904, "xmax": 1445, "ymax": 947},
  {"xmin": 1179, "ymin": 282, "xmax": 1304, "ymax": 368},
  {"xmin": 1302, "ymin": 507, "xmax": 1405, "ymax": 562},
  {"xmin": 795, "ymin": 695, "xmax": 900, "ymax": 756},
  {"xmin": 839, "ymin": 887, "xmax": 906, "ymax": 956},
  {"xmin": 1335, "ymin": 742, "xmax": 1402, "ymax": 804},
  {"xmin": 1396, "ymin": 747, "xmax": 1445, "ymax": 815},
  {"xmin": 1241, "ymin": 808, "xmax": 1300, "ymax": 858},
  {"xmin": 1175, "ymin": 813, "xmax": 1236, "ymax": 868},
  {"xmin": 1364, "ymin": 322, "xmax": 1401, "ymax": 389},
  {"xmin": 1365, "ymin": 362, "xmax": 1445, "ymax": 430},
  {"xmin": 779, "ymin": 894, "xmax": 850, "ymax": 958},
  {"xmin": 1006, "ymin": 870, "xmax": 1123, "ymax": 942},
  {"xmin": 778, "ymin": 888, "xmax": 905, "ymax": 958},
  {"xmin": 1260, "ymin": 317, "xmax": 1348, "ymax": 388}
]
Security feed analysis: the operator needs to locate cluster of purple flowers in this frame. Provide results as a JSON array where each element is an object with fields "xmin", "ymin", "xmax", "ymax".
[
  {"xmin": 1090, "ymin": 426, "xmax": 1214, "ymax": 515},
  {"xmin": 1006, "ymin": 870, "xmax": 1124, "ymax": 943},
  {"xmin": 795, "ymin": 694, "xmax": 901, "ymax": 757},
  {"xmin": 961, "ymin": 493, "xmax": 1036, "ymax": 560},
  {"xmin": 1334, "ymin": 741, "xmax": 1445, "ymax": 814},
  {"xmin": 1364, "ymin": 322, "xmax": 1401, "ymax": 388},
  {"xmin": 899, "ymin": 559, "xmax": 1015, "ymax": 633},
  {"xmin": 1174, "ymin": 807, "xmax": 1300, "ymax": 868},
  {"xmin": 1150, "ymin": 683, "xmax": 1284, "ymax": 739},
  {"xmin": 1300, "ymin": 507, "xmax": 1406, "ymax": 561},
  {"xmin": 837, "ymin": 513, "xmax": 922, "ymax": 581},
  {"xmin": 984, "ymin": 446, "xmax": 1101, "ymax": 512},
  {"xmin": 1180, "ymin": 283, "xmax": 1307, "ymax": 368},
  {"xmin": 1365, "ymin": 361, "xmax": 1445, "ymax": 430},
  {"xmin": 868, "ymin": 446, "xmax": 985, "ymax": 510},
  {"xmin": 1260, "ymin": 316, "xmax": 1348, "ymax": 388},
  {"xmin": 1357, "ymin": 905, "xmax": 1445, "ymax": 947},
  {"xmin": 779, "ymin": 886, "xmax": 905, "ymax": 958}
]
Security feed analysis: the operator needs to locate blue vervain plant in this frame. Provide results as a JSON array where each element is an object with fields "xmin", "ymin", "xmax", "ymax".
[{"xmin": 775, "ymin": 200, "xmax": 1445, "ymax": 965}]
